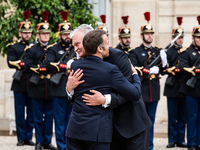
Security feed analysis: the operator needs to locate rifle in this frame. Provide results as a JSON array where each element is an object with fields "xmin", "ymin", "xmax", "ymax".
[
  {"xmin": 184, "ymin": 55, "xmax": 200, "ymax": 88},
  {"xmin": 9, "ymin": 47, "xmax": 28, "ymax": 81},
  {"xmin": 50, "ymin": 46, "xmax": 74, "ymax": 85},
  {"xmin": 144, "ymin": 32, "xmax": 182, "ymax": 69},
  {"xmin": 139, "ymin": 32, "xmax": 182, "ymax": 82},
  {"xmin": 165, "ymin": 56, "xmax": 180, "ymax": 86},
  {"xmin": 165, "ymin": 67, "xmax": 176, "ymax": 86},
  {"xmin": 29, "ymin": 50, "xmax": 46, "ymax": 85}
]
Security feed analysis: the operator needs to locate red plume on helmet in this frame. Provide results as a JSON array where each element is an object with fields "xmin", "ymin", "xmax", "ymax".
[
  {"xmin": 23, "ymin": 10, "xmax": 31, "ymax": 21},
  {"xmin": 60, "ymin": 11, "xmax": 69, "ymax": 22},
  {"xmin": 121, "ymin": 16, "xmax": 129, "ymax": 25},
  {"xmin": 100, "ymin": 15, "xmax": 106, "ymax": 24},
  {"xmin": 177, "ymin": 17, "xmax": 183, "ymax": 26},
  {"xmin": 42, "ymin": 11, "xmax": 49, "ymax": 22},
  {"xmin": 144, "ymin": 12, "xmax": 150, "ymax": 23},
  {"xmin": 197, "ymin": 16, "xmax": 200, "ymax": 25}
]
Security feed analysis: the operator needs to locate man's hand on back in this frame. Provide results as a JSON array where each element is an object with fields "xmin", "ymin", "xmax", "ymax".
[
  {"xmin": 82, "ymin": 90, "xmax": 106, "ymax": 106},
  {"xmin": 67, "ymin": 69, "xmax": 85, "ymax": 93}
]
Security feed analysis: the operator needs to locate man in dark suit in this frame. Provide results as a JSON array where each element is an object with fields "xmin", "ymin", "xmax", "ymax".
[
  {"xmin": 66, "ymin": 29, "xmax": 142, "ymax": 150},
  {"xmin": 67, "ymin": 24, "xmax": 151, "ymax": 150}
]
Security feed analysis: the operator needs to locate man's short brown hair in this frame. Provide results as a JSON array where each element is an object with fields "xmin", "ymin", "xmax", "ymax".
[{"xmin": 83, "ymin": 29, "xmax": 106, "ymax": 55}]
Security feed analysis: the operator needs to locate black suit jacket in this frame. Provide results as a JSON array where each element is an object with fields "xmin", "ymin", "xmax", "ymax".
[
  {"xmin": 105, "ymin": 48, "xmax": 152, "ymax": 138},
  {"xmin": 66, "ymin": 55, "xmax": 141, "ymax": 142}
]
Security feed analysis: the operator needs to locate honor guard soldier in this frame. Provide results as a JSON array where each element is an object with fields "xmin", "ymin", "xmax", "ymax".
[
  {"xmin": 45, "ymin": 11, "xmax": 75, "ymax": 150},
  {"xmin": 98, "ymin": 15, "xmax": 109, "ymax": 36},
  {"xmin": 129, "ymin": 11, "xmax": 168, "ymax": 150},
  {"xmin": 115, "ymin": 16, "xmax": 131, "ymax": 55},
  {"xmin": 178, "ymin": 16, "xmax": 200, "ymax": 150},
  {"xmin": 24, "ymin": 11, "xmax": 56, "ymax": 150},
  {"xmin": 164, "ymin": 17, "xmax": 187, "ymax": 148},
  {"xmin": 6, "ymin": 10, "xmax": 35, "ymax": 147}
]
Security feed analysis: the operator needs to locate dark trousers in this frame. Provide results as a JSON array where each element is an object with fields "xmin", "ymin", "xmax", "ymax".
[
  {"xmin": 54, "ymin": 97, "xmax": 72, "ymax": 149},
  {"xmin": 66, "ymin": 137, "xmax": 110, "ymax": 150},
  {"xmin": 32, "ymin": 98, "xmax": 54, "ymax": 145},
  {"xmin": 110, "ymin": 127, "xmax": 149, "ymax": 150},
  {"xmin": 167, "ymin": 97, "xmax": 187, "ymax": 144},
  {"xmin": 14, "ymin": 92, "xmax": 34, "ymax": 141},
  {"xmin": 146, "ymin": 101, "xmax": 158, "ymax": 150},
  {"xmin": 186, "ymin": 96, "xmax": 200, "ymax": 147}
]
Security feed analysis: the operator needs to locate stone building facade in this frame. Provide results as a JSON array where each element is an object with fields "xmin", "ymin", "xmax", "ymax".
[{"xmin": 0, "ymin": 0, "xmax": 200, "ymax": 127}]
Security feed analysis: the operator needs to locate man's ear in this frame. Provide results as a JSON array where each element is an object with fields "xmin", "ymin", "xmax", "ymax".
[
  {"xmin": 140, "ymin": 34, "xmax": 143, "ymax": 40},
  {"xmin": 97, "ymin": 46, "xmax": 103, "ymax": 53},
  {"xmin": 36, "ymin": 33, "xmax": 39, "ymax": 39},
  {"xmin": 58, "ymin": 33, "xmax": 61, "ymax": 39},
  {"xmin": 19, "ymin": 32, "xmax": 21, "ymax": 37}
]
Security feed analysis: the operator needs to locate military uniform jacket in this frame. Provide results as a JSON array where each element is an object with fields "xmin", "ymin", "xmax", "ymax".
[
  {"xmin": 129, "ymin": 44, "xmax": 160, "ymax": 102},
  {"xmin": 45, "ymin": 42, "xmax": 75, "ymax": 97},
  {"xmin": 24, "ymin": 42, "xmax": 51, "ymax": 100},
  {"xmin": 178, "ymin": 44, "xmax": 200, "ymax": 98},
  {"xmin": 7, "ymin": 41, "xmax": 29, "ymax": 92},
  {"xmin": 115, "ymin": 43, "xmax": 131, "ymax": 55},
  {"xmin": 164, "ymin": 45, "xmax": 182, "ymax": 97}
]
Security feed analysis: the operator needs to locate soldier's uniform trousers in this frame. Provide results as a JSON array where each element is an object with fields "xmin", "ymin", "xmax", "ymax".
[
  {"xmin": 54, "ymin": 97, "xmax": 72, "ymax": 149},
  {"xmin": 167, "ymin": 97, "xmax": 186, "ymax": 144},
  {"xmin": 32, "ymin": 98, "xmax": 54, "ymax": 145},
  {"xmin": 185, "ymin": 96, "xmax": 200, "ymax": 147},
  {"xmin": 146, "ymin": 101, "xmax": 158, "ymax": 150},
  {"xmin": 14, "ymin": 92, "xmax": 34, "ymax": 141}
]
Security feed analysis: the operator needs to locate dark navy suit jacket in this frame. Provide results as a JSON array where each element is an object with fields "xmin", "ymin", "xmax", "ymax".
[
  {"xmin": 105, "ymin": 48, "xmax": 152, "ymax": 138},
  {"xmin": 66, "ymin": 55, "xmax": 141, "ymax": 142}
]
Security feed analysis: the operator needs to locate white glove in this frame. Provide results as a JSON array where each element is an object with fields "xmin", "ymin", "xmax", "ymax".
[
  {"xmin": 160, "ymin": 49, "xmax": 167, "ymax": 68},
  {"xmin": 150, "ymin": 66, "xmax": 159, "ymax": 74},
  {"xmin": 66, "ymin": 59, "xmax": 74, "ymax": 69}
]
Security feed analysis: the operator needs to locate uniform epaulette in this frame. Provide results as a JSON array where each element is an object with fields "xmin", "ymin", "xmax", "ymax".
[
  {"xmin": 154, "ymin": 46, "xmax": 160, "ymax": 50},
  {"xmin": 134, "ymin": 46, "xmax": 140, "ymax": 49},
  {"xmin": 28, "ymin": 43, "xmax": 35, "ymax": 49},
  {"xmin": 24, "ymin": 43, "xmax": 34, "ymax": 51},
  {"xmin": 6, "ymin": 42, "xmax": 16, "ymax": 47},
  {"xmin": 128, "ymin": 47, "xmax": 135, "ymax": 52},
  {"xmin": 180, "ymin": 47, "xmax": 188, "ymax": 53},
  {"xmin": 46, "ymin": 43, "xmax": 57, "ymax": 49}
]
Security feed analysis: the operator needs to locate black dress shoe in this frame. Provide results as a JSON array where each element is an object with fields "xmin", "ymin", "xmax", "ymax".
[
  {"xmin": 59, "ymin": 149, "xmax": 66, "ymax": 150},
  {"xmin": 24, "ymin": 140, "xmax": 35, "ymax": 146},
  {"xmin": 188, "ymin": 146, "xmax": 196, "ymax": 150},
  {"xmin": 35, "ymin": 143, "xmax": 43, "ymax": 150},
  {"xmin": 17, "ymin": 140, "xmax": 24, "ymax": 146},
  {"xmin": 166, "ymin": 142, "xmax": 175, "ymax": 148},
  {"xmin": 43, "ymin": 143, "xmax": 57, "ymax": 150},
  {"xmin": 177, "ymin": 142, "xmax": 187, "ymax": 147}
]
